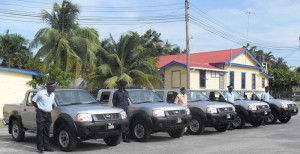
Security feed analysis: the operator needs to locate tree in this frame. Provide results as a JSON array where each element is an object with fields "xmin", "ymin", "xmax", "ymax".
[
  {"xmin": 294, "ymin": 67, "xmax": 300, "ymax": 73},
  {"xmin": 0, "ymin": 30, "xmax": 32, "ymax": 68},
  {"xmin": 30, "ymin": 0, "xmax": 100, "ymax": 77},
  {"xmin": 87, "ymin": 32, "xmax": 160, "ymax": 90}
]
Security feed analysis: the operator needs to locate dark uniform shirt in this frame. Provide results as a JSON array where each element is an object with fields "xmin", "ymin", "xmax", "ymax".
[{"xmin": 112, "ymin": 90, "xmax": 130, "ymax": 112}]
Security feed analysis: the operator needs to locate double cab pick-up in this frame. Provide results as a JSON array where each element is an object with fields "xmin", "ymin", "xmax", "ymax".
[
  {"xmin": 2, "ymin": 89, "xmax": 129, "ymax": 152},
  {"xmin": 97, "ymin": 89, "xmax": 192, "ymax": 142}
]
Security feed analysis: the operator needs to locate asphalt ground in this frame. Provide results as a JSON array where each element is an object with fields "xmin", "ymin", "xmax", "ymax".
[{"xmin": 0, "ymin": 115, "xmax": 299, "ymax": 154}]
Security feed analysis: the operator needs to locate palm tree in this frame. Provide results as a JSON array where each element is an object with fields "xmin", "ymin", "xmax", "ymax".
[
  {"xmin": 88, "ymin": 32, "xmax": 160, "ymax": 90},
  {"xmin": 30, "ymin": 0, "xmax": 100, "ymax": 77},
  {"xmin": 0, "ymin": 30, "xmax": 32, "ymax": 68}
]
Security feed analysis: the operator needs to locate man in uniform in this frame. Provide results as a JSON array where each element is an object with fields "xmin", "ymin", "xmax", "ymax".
[
  {"xmin": 261, "ymin": 86, "xmax": 270, "ymax": 125},
  {"xmin": 225, "ymin": 85, "xmax": 234, "ymax": 130},
  {"xmin": 174, "ymin": 87, "xmax": 188, "ymax": 135},
  {"xmin": 32, "ymin": 81, "xmax": 56, "ymax": 153},
  {"xmin": 112, "ymin": 80, "xmax": 130, "ymax": 143}
]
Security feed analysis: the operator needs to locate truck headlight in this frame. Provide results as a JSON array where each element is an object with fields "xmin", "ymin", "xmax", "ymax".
[
  {"xmin": 207, "ymin": 107, "xmax": 218, "ymax": 114},
  {"xmin": 152, "ymin": 110, "xmax": 165, "ymax": 117},
  {"xmin": 120, "ymin": 111, "xmax": 127, "ymax": 119},
  {"xmin": 185, "ymin": 108, "xmax": 191, "ymax": 115},
  {"xmin": 248, "ymin": 104, "xmax": 257, "ymax": 110},
  {"xmin": 76, "ymin": 113, "xmax": 93, "ymax": 122},
  {"xmin": 280, "ymin": 103, "xmax": 288, "ymax": 108}
]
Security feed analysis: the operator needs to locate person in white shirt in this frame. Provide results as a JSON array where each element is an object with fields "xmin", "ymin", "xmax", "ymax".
[
  {"xmin": 261, "ymin": 86, "xmax": 270, "ymax": 103},
  {"xmin": 174, "ymin": 87, "xmax": 188, "ymax": 135},
  {"xmin": 225, "ymin": 85, "xmax": 235, "ymax": 104}
]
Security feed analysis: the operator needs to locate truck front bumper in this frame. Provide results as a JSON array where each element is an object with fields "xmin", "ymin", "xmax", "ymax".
[
  {"xmin": 280, "ymin": 106, "xmax": 298, "ymax": 117},
  {"xmin": 206, "ymin": 112, "xmax": 237, "ymax": 126},
  {"xmin": 75, "ymin": 119, "xmax": 129, "ymax": 139},
  {"xmin": 248, "ymin": 108, "xmax": 271, "ymax": 120},
  {"xmin": 151, "ymin": 115, "xmax": 191, "ymax": 131}
]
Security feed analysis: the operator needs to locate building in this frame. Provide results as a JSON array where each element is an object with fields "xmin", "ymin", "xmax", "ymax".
[
  {"xmin": 0, "ymin": 67, "xmax": 42, "ymax": 118},
  {"xmin": 157, "ymin": 48, "xmax": 272, "ymax": 90}
]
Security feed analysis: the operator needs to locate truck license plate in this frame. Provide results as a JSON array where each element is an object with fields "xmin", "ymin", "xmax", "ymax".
[
  {"xmin": 264, "ymin": 111, "xmax": 268, "ymax": 115},
  {"xmin": 293, "ymin": 109, "xmax": 297, "ymax": 112},
  {"xmin": 177, "ymin": 118, "xmax": 182, "ymax": 123},
  {"xmin": 226, "ymin": 114, "xmax": 231, "ymax": 119},
  {"xmin": 107, "ymin": 123, "xmax": 115, "ymax": 130}
]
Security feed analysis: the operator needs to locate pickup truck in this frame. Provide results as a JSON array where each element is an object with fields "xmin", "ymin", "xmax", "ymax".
[
  {"xmin": 238, "ymin": 90, "xmax": 298, "ymax": 124},
  {"xmin": 154, "ymin": 89, "xmax": 236, "ymax": 135},
  {"xmin": 2, "ymin": 89, "xmax": 128, "ymax": 152},
  {"xmin": 97, "ymin": 89, "xmax": 191, "ymax": 142},
  {"xmin": 201, "ymin": 90, "xmax": 271, "ymax": 129}
]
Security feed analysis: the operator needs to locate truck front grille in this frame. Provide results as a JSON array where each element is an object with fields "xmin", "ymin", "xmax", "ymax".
[
  {"xmin": 165, "ymin": 110, "xmax": 186, "ymax": 116},
  {"xmin": 94, "ymin": 113, "xmax": 120, "ymax": 121},
  {"xmin": 257, "ymin": 105, "xmax": 269, "ymax": 109},
  {"xmin": 288, "ymin": 104, "xmax": 296, "ymax": 108},
  {"xmin": 218, "ymin": 107, "xmax": 234, "ymax": 112}
]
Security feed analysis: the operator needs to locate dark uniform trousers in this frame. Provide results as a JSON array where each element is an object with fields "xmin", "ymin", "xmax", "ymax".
[{"xmin": 36, "ymin": 109, "xmax": 52, "ymax": 150}]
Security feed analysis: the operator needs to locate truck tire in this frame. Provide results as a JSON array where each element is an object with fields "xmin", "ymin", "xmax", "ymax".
[
  {"xmin": 104, "ymin": 135, "xmax": 121, "ymax": 146},
  {"xmin": 231, "ymin": 113, "xmax": 245, "ymax": 129},
  {"xmin": 168, "ymin": 128, "xmax": 185, "ymax": 138},
  {"xmin": 57, "ymin": 124, "xmax": 77, "ymax": 152},
  {"xmin": 11, "ymin": 120, "xmax": 25, "ymax": 142},
  {"xmin": 279, "ymin": 115, "xmax": 291, "ymax": 123},
  {"xmin": 267, "ymin": 110, "xmax": 278, "ymax": 124},
  {"xmin": 187, "ymin": 115, "xmax": 205, "ymax": 135},
  {"xmin": 132, "ymin": 120, "xmax": 151, "ymax": 142},
  {"xmin": 214, "ymin": 123, "xmax": 230, "ymax": 132},
  {"xmin": 250, "ymin": 119, "xmax": 263, "ymax": 127}
]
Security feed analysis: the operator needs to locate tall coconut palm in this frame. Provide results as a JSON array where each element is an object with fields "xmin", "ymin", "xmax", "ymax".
[
  {"xmin": 30, "ymin": 0, "xmax": 100, "ymax": 77},
  {"xmin": 88, "ymin": 32, "xmax": 160, "ymax": 90}
]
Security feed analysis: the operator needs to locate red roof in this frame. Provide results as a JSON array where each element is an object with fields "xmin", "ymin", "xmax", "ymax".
[{"xmin": 158, "ymin": 48, "xmax": 245, "ymax": 70}]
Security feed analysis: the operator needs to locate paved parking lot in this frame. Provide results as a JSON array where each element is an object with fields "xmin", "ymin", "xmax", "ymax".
[{"xmin": 0, "ymin": 115, "xmax": 299, "ymax": 154}]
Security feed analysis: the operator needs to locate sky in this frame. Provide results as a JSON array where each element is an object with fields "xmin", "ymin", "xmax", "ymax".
[{"xmin": 0, "ymin": 0, "xmax": 300, "ymax": 67}]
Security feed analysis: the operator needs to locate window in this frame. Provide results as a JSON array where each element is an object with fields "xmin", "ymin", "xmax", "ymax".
[
  {"xmin": 27, "ymin": 92, "xmax": 36, "ymax": 106},
  {"xmin": 252, "ymin": 73, "xmax": 256, "ymax": 89},
  {"xmin": 230, "ymin": 71, "xmax": 234, "ymax": 88},
  {"xmin": 241, "ymin": 72, "xmax": 246, "ymax": 89},
  {"xmin": 262, "ymin": 78, "xmax": 265, "ymax": 88},
  {"xmin": 100, "ymin": 92, "xmax": 111, "ymax": 104},
  {"xmin": 171, "ymin": 70, "xmax": 181, "ymax": 88},
  {"xmin": 160, "ymin": 74, "xmax": 165, "ymax": 88},
  {"xmin": 166, "ymin": 91, "xmax": 178, "ymax": 103},
  {"xmin": 155, "ymin": 91, "xmax": 164, "ymax": 99},
  {"xmin": 199, "ymin": 70, "xmax": 206, "ymax": 88},
  {"xmin": 211, "ymin": 71, "xmax": 220, "ymax": 78},
  {"xmin": 208, "ymin": 91, "xmax": 225, "ymax": 102}
]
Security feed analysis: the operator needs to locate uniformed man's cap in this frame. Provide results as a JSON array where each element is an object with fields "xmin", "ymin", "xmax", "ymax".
[
  {"xmin": 117, "ymin": 80, "xmax": 128, "ymax": 86},
  {"xmin": 180, "ymin": 87, "xmax": 186, "ymax": 91},
  {"xmin": 227, "ymin": 85, "xmax": 233, "ymax": 89},
  {"xmin": 46, "ymin": 81, "xmax": 57, "ymax": 87}
]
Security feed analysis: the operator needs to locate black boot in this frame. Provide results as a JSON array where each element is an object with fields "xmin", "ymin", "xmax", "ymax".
[{"xmin": 122, "ymin": 134, "xmax": 130, "ymax": 143}]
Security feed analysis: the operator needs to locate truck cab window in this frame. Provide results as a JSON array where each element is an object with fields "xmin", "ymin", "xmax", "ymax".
[
  {"xmin": 167, "ymin": 91, "xmax": 178, "ymax": 103},
  {"xmin": 27, "ymin": 92, "xmax": 36, "ymax": 106},
  {"xmin": 100, "ymin": 92, "xmax": 110, "ymax": 104}
]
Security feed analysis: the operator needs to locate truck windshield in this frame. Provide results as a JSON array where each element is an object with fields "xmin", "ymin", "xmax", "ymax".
[
  {"xmin": 254, "ymin": 91, "xmax": 274, "ymax": 99},
  {"xmin": 128, "ymin": 90, "xmax": 164, "ymax": 104},
  {"xmin": 221, "ymin": 91, "xmax": 245, "ymax": 100},
  {"xmin": 188, "ymin": 91, "xmax": 209, "ymax": 102},
  {"xmin": 55, "ymin": 90, "xmax": 97, "ymax": 106}
]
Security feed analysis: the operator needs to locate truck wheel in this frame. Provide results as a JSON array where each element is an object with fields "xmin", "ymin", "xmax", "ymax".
[
  {"xmin": 187, "ymin": 115, "xmax": 205, "ymax": 135},
  {"xmin": 132, "ymin": 120, "xmax": 151, "ymax": 142},
  {"xmin": 279, "ymin": 115, "xmax": 291, "ymax": 123},
  {"xmin": 11, "ymin": 120, "xmax": 25, "ymax": 142},
  {"xmin": 250, "ymin": 119, "xmax": 263, "ymax": 127},
  {"xmin": 214, "ymin": 123, "xmax": 230, "ymax": 132},
  {"xmin": 267, "ymin": 110, "xmax": 278, "ymax": 124},
  {"xmin": 57, "ymin": 124, "xmax": 77, "ymax": 152},
  {"xmin": 104, "ymin": 135, "xmax": 121, "ymax": 146},
  {"xmin": 168, "ymin": 128, "xmax": 185, "ymax": 138},
  {"xmin": 231, "ymin": 113, "xmax": 245, "ymax": 129}
]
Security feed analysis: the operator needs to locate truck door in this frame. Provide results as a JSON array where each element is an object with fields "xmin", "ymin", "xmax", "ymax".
[{"xmin": 21, "ymin": 92, "xmax": 37, "ymax": 130}]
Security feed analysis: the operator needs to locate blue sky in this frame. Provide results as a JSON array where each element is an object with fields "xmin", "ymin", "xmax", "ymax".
[{"xmin": 1, "ymin": 0, "xmax": 299, "ymax": 67}]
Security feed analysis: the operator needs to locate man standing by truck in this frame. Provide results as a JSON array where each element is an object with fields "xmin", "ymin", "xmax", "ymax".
[
  {"xmin": 32, "ymin": 81, "xmax": 56, "ymax": 153},
  {"xmin": 261, "ymin": 86, "xmax": 270, "ymax": 125},
  {"xmin": 174, "ymin": 87, "xmax": 188, "ymax": 135},
  {"xmin": 112, "ymin": 80, "xmax": 130, "ymax": 143},
  {"xmin": 225, "ymin": 85, "xmax": 234, "ymax": 130}
]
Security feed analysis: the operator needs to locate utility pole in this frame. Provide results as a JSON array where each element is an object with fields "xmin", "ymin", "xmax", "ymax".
[
  {"xmin": 245, "ymin": 10, "xmax": 255, "ymax": 43},
  {"xmin": 185, "ymin": 0, "xmax": 190, "ymax": 89}
]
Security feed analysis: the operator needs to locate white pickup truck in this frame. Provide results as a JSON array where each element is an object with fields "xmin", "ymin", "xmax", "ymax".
[{"xmin": 2, "ymin": 89, "xmax": 129, "ymax": 152}]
